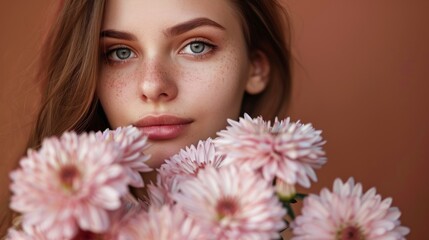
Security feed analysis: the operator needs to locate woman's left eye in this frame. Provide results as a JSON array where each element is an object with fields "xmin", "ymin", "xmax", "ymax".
[
  {"xmin": 105, "ymin": 47, "xmax": 137, "ymax": 63},
  {"xmin": 180, "ymin": 41, "xmax": 214, "ymax": 56}
]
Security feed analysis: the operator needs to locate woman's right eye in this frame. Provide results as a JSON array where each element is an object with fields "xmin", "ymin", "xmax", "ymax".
[{"xmin": 106, "ymin": 47, "xmax": 136, "ymax": 62}]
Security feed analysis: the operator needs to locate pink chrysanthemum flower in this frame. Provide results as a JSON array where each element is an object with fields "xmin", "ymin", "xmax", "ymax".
[
  {"xmin": 173, "ymin": 165, "xmax": 286, "ymax": 240},
  {"xmin": 291, "ymin": 178, "xmax": 410, "ymax": 240},
  {"xmin": 6, "ymin": 229, "xmax": 31, "ymax": 240},
  {"xmin": 6, "ymin": 227, "xmax": 48, "ymax": 240},
  {"xmin": 159, "ymin": 138, "xmax": 224, "ymax": 186},
  {"xmin": 215, "ymin": 114, "xmax": 326, "ymax": 188},
  {"xmin": 97, "ymin": 126, "xmax": 152, "ymax": 187},
  {"xmin": 124, "ymin": 205, "xmax": 204, "ymax": 240},
  {"xmin": 148, "ymin": 139, "xmax": 225, "ymax": 208},
  {"xmin": 145, "ymin": 177, "xmax": 178, "ymax": 209},
  {"xmin": 102, "ymin": 194, "xmax": 146, "ymax": 240},
  {"xmin": 9, "ymin": 132, "xmax": 129, "ymax": 239},
  {"xmin": 65, "ymin": 194, "xmax": 145, "ymax": 240}
]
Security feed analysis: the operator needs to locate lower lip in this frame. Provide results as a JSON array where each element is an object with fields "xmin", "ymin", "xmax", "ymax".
[{"xmin": 139, "ymin": 124, "xmax": 189, "ymax": 140}]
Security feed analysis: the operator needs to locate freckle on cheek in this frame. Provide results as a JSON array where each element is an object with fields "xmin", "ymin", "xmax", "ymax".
[{"xmin": 105, "ymin": 71, "xmax": 130, "ymax": 98}]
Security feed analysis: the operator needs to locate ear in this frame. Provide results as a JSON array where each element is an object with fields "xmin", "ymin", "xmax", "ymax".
[{"xmin": 246, "ymin": 50, "xmax": 270, "ymax": 95}]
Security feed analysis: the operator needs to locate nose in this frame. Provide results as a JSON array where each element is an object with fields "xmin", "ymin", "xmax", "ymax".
[{"xmin": 138, "ymin": 59, "xmax": 178, "ymax": 102}]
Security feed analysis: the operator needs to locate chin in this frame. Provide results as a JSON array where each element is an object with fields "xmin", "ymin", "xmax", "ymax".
[
  {"xmin": 145, "ymin": 136, "xmax": 206, "ymax": 168},
  {"xmin": 145, "ymin": 145, "xmax": 181, "ymax": 169},
  {"xmin": 146, "ymin": 155, "xmax": 167, "ymax": 169}
]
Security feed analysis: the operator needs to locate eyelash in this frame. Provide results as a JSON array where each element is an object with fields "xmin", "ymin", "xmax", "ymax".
[
  {"xmin": 102, "ymin": 39, "xmax": 217, "ymax": 64},
  {"xmin": 179, "ymin": 39, "xmax": 217, "ymax": 59},
  {"xmin": 103, "ymin": 45, "xmax": 136, "ymax": 65}
]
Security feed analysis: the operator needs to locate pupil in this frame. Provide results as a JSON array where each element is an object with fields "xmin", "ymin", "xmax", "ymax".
[
  {"xmin": 190, "ymin": 42, "xmax": 204, "ymax": 53},
  {"xmin": 117, "ymin": 48, "xmax": 131, "ymax": 59}
]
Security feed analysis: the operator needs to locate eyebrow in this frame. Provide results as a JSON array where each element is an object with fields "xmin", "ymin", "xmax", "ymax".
[
  {"xmin": 100, "ymin": 17, "xmax": 224, "ymax": 41},
  {"xmin": 164, "ymin": 17, "xmax": 225, "ymax": 37},
  {"xmin": 100, "ymin": 30, "xmax": 137, "ymax": 41}
]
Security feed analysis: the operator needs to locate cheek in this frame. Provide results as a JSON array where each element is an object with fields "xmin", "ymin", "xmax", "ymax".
[
  {"xmin": 216, "ymin": 54, "xmax": 250, "ymax": 117},
  {"xmin": 181, "ymin": 52, "xmax": 249, "ymax": 116},
  {"xmin": 97, "ymin": 69, "xmax": 135, "ymax": 123},
  {"xmin": 99, "ymin": 70, "xmax": 127, "ymax": 98},
  {"xmin": 209, "ymin": 52, "xmax": 249, "ymax": 99}
]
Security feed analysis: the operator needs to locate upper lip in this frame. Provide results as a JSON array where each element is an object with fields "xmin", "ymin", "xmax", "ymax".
[{"xmin": 134, "ymin": 115, "xmax": 194, "ymax": 127}]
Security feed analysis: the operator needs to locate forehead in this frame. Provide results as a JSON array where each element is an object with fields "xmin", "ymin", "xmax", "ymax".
[{"xmin": 102, "ymin": 0, "xmax": 242, "ymax": 32}]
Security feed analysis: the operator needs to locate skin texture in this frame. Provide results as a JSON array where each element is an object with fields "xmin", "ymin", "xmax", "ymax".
[{"xmin": 98, "ymin": 0, "xmax": 269, "ymax": 167}]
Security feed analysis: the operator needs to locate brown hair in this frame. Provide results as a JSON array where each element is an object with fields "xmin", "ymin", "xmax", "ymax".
[
  {"xmin": 1, "ymin": 0, "xmax": 291, "ymax": 235},
  {"xmin": 0, "ymin": 2, "xmax": 105, "ymax": 236},
  {"xmin": 29, "ymin": 0, "xmax": 291, "ymax": 149},
  {"xmin": 27, "ymin": 1, "xmax": 106, "ymax": 149},
  {"xmin": 232, "ymin": 1, "xmax": 291, "ymax": 120}
]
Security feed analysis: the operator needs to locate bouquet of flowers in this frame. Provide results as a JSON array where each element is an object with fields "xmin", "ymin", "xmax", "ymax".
[{"xmin": 7, "ymin": 114, "xmax": 409, "ymax": 239}]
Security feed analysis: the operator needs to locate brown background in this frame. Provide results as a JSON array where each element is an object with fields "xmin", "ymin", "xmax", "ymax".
[{"xmin": 1, "ymin": 0, "xmax": 428, "ymax": 238}]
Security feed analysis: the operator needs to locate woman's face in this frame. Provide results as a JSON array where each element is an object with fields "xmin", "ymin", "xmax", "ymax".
[{"xmin": 98, "ymin": 0, "xmax": 258, "ymax": 167}]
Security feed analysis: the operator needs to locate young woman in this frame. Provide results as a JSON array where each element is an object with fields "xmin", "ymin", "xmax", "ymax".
[{"xmin": 2, "ymin": 0, "xmax": 291, "ymax": 236}]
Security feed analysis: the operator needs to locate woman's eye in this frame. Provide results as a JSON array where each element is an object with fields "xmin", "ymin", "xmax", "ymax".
[
  {"xmin": 181, "ymin": 41, "xmax": 214, "ymax": 56},
  {"xmin": 189, "ymin": 42, "xmax": 205, "ymax": 53},
  {"xmin": 106, "ymin": 47, "xmax": 136, "ymax": 62}
]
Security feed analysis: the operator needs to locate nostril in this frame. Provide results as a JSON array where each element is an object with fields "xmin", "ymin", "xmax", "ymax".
[
  {"xmin": 138, "ymin": 64, "xmax": 178, "ymax": 102},
  {"xmin": 140, "ymin": 89, "xmax": 173, "ymax": 102},
  {"xmin": 156, "ymin": 92, "xmax": 170, "ymax": 100}
]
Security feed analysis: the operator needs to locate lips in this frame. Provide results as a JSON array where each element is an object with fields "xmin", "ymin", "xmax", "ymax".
[{"xmin": 134, "ymin": 115, "xmax": 194, "ymax": 140}]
